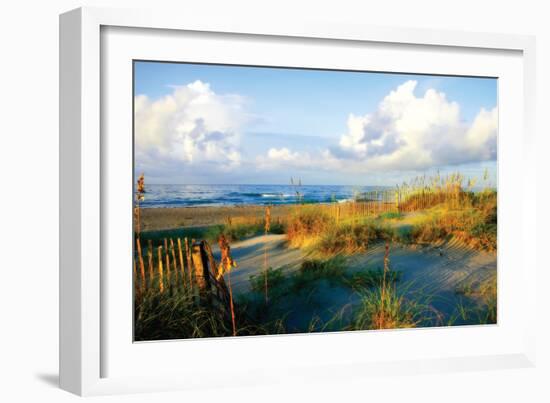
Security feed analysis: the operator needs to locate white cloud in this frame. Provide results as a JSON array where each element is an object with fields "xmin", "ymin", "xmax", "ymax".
[
  {"xmin": 333, "ymin": 80, "xmax": 497, "ymax": 171},
  {"xmin": 257, "ymin": 147, "xmax": 308, "ymax": 169},
  {"xmin": 257, "ymin": 147, "xmax": 341, "ymax": 172},
  {"xmin": 134, "ymin": 80, "xmax": 248, "ymax": 171},
  {"xmin": 267, "ymin": 147, "xmax": 301, "ymax": 162},
  {"xmin": 256, "ymin": 81, "xmax": 497, "ymax": 175},
  {"xmin": 137, "ymin": 79, "xmax": 497, "ymax": 183}
]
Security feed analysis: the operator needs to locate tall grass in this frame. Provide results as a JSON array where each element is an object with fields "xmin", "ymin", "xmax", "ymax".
[
  {"xmin": 454, "ymin": 271, "xmax": 497, "ymax": 324},
  {"xmin": 139, "ymin": 219, "xmax": 284, "ymax": 248},
  {"xmin": 317, "ymin": 221, "xmax": 393, "ymax": 255},
  {"xmin": 350, "ymin": 286, "xmax": 419, "ymax": 330},
  {"xmin": 135, "ymin": 288, "xmax": 233, "ymax": 341},
  {"xmin": 286, "ymin": 207, "xmax": 334, "ymax": 248},
  {"xmin": 410, "ymin": 191, "xmax": 497, "ymax": 251},
  {"xmin": 350, "ymin": 241, "xmax": 420, "ymax": 330},
  {"xmin": 134, "ymin": 173, "xmax": 145, "ymax": 238},
  {"xmin": 284, "ymin": 171, "xmax": 497, "ymax": 255}
]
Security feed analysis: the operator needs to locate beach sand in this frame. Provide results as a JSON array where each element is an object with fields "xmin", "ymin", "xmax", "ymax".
[
  {"xmin": 210, "ymin": 233, "xmax": 496, "ymax": 327},
  {"xmin": 141, "ymin": 204, "xmax": 296, "ymax": 231}
]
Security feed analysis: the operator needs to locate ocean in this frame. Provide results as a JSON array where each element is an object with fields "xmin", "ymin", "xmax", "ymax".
[{"xmin": 139, "ymin": 184, "xmax": 392, "ymax": 208}]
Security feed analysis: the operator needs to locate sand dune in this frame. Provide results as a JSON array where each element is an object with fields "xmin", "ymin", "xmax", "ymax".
[
  {"xmin": 347, "ymin": 240, "xmax": 496, "ymax": 317},
  {"xmin": 213, "ymin": 234, "xmax": 306, "ymax": 293},
  {"xmin": 213, "ymin": 234, "xmax": 496, "ymax": 322}
]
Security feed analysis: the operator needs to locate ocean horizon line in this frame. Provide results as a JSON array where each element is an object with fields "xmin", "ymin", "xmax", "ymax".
[{"xmin": 140, "ymin": 183, "xmax": 396, "ymax": 187}]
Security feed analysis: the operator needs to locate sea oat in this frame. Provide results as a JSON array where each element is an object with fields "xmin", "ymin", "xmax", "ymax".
[
  {"xmin": 135, "ymin": 173, "xmax": 145, "ymax": 237},
  {"xmin": 217, "ymin": 234, "xmax": 237, "ymax": 279}
]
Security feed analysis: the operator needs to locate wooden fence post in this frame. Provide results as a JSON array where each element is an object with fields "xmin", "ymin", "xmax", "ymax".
[
  {"xmin": 170, "ymin": 238, "xmax": 178, "ymax": 285},
  {"xmin": 177, "ymin": 238, "xmax": 186, "ymax": 287},
  {"xmin": 157, "ymin": 246, "xmax": 164, "ymax": 293},
  {"xmin": 185, "ymin": 237, "xmax": 193, "ymax": 290},
  {"xmin": 191, "ymin": 241, "xmax": 211, "ymax": 295}
]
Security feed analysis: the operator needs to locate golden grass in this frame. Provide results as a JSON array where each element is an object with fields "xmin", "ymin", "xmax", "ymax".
[{"xmin": 409, "ymin": 191, "xmax": 497, "ymax": 252}]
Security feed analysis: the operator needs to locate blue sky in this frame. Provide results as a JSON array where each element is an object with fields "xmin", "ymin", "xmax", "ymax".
[{"xmin": 134, "ymin": 61, "xmax": 498, "ymax": 186}]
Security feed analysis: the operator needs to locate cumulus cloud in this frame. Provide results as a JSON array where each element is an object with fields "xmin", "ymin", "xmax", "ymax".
[
  {"xmin": 255, "ymin": 80, "xmax": 496, "ymax": 175},
  {"xmin": 134, "ymin": 80, "xmax": 247, "ymax": 171},
  {"xmin": 267, "ymin": 147, "xmax": 301, "ymax": 162},
  {"xmin": 257, "ymin": 147, "xmax": 340, "ymax": 171},
  {"xmin": 257, "ymin": 147, "xmax": 308, "ymax": 169},
  {"xmin": 332, "ymin": 80, "xmax": 497, "ymax": 171}
]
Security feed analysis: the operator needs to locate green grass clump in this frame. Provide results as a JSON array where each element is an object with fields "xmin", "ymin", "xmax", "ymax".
[
  {"xmin": 139, "ymin": 220, "xmax": 284, "ymax": 248},
  {"xmin": 210, "ymin": 223, "xmax": 261, "ymax": 242},
  {"xmin": 249, "ymin": 257, "xmax": 348, "ymax": 297},
  {"xmin": 134, "ymin": 289, "xmax": 233, "ymax": 341},
  {"xmin": 454, "ymin": 272, "xmax": 497, "ymax": 324},
  {"xmin": 292, "ymin": 256, "xmax": 347, "ymax": 289},
  {"xmin": 139, "ymin": 226, "xmax": 212, "ymax": 248},
  {"xmin": 249, "ymin": 267, "xmax": 287, "ymax": 296},
  {"xmin": 378, "ymin": 211, "xmax": 404, "ymax": 220},
  {"xmin": 393, "ymin": 225, "xmax": 414, "ymax": 244},
  {"xmin": 349, "ymin": 285, "xmax": 423, "ymax": 330},
  {"xmin": 211, "ymin": 219, "xmax": 286, "ymax": 243},
  {"xmin": 249, "ymin": 257, "xmax": 403, "ymax": 298},
  {"xmin": 344, "ymin": 269, "xmax": 402, "ymax": 291}
]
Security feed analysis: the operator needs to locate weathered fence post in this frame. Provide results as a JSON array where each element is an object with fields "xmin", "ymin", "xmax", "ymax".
[
  {"xmin": 157, "ymin": 246, "xmax": 164, "ymax": 293},
  {"xmin": 185, "ymin": 237, "xmax": 193, "ymax": 290},
  {"xmin": 191, "ymin": 241, "xmax": 211, "ymax": 296},
  {"xmin": 177, "ymin": 238, "xmax": 186, "ymax": 287},
  {"xmin": 170, "ymin": 238, "xmax": 178, "ymax": 285},
  {"xmin": 203, "ymin": 241, "xmax": 224, "ymax": 300}
]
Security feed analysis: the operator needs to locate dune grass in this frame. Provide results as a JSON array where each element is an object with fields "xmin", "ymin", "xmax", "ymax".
[
  {"xmin": 408, "ymin": 192, "xmax": 497, "ymax": 251},
  {"xmin": 284, "ymin": 184, "xmax": 496, "ymax": 256},
  {"xmin": 378, "ymin": 211, "xmax": 404, "ymax": 220},
  {"xmin": 349, "ymin": 285, "xmax": 420, "ymax": 330},
  {"xmin": 139, "ymin": 219, "xmax": 285, "ymax": 248},
  {"xmin": 249, "ymin": 255, "xmax": 401, "ymax": 297},
  {"xmin": 454, "ymin": 271, "xmax": 497, "ymax": 324},
  {"xmin": 285, "ymin": 207, "xmax": 335, "ymax": 248},
  {"xmin": 134, "ymin": 288, "xmax": 234, "ymax": 341},
  {"xmin": 317, "ymin": 222, "xmax": 393, "ymax": 255}
]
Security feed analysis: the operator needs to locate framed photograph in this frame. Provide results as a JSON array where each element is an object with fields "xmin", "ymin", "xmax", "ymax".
[{"xmin": 60, "ymin": 7, "xmax": 537, "ymax": 396}]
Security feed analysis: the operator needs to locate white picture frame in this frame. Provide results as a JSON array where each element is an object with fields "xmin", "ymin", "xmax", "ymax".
[{"xmin": 59, "ymin": 6, "xmax": 537, "ymax": 396}]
